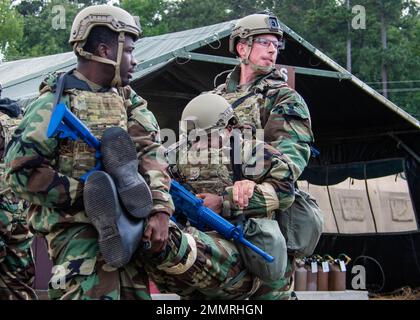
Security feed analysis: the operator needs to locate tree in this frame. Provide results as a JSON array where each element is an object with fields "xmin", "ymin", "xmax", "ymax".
[
  {"xmin": 10, "ymin": 0, "xmax": 107, "ymax": 60},
  {"xmin": 3, "ymin": 0, "xmax": 418, "ymax": 118},
  {"xmin": 349, "ymin": 0, "xmax": 419, "ymax": 117},
  {"xmin": 0, "ymin": 0, "xmax": 24, "ymax": 61},
  {"xmin": 272, "ymin": 0, "xmax": 419, "ymax": 118},
  {"xmin": 163, "ymin": 0, "xmax": 230, "ymax": 32},
  {"xmin": 162, "ymin": 0, "xmax": 278, "ymax": 32},
  {"xmin": 120, "ymin": 0, "xmax": 170, "ymax": 36}
]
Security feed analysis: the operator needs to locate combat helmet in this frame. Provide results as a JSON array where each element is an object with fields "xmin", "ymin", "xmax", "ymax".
[
  {"xmin": 181, "ymin": 93, "xmax": 239, "ymax": 132},
  {"xmin": 229, "ymin": 13, "xmax": 284, "ymax": 74},
  {"xmin": 69, "ymin": 5, "xmax": 142, "ymax": 87},
  {"xmin": 229, "ymin": 13, "xmax": 283, "ymax": 54}
]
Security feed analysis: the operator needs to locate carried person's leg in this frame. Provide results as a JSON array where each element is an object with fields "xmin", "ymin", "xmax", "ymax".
[
  {"xmin": 143, "ymin": 222, "xmax": 260, "ymax": 300},
  {"xmin": 82, "ymin": 126, "xmax": 152, "ymax": 268},
  {"xmin": 101, "ymin": 127, "xmax": 153, "ymax": 219},
  {"xmin": 84, "ymin": 171, "xmax": 145, "ymax": 268},
  {"xmin": 248, "ymin": 255, "xmax": 296, "ymax": 300}
]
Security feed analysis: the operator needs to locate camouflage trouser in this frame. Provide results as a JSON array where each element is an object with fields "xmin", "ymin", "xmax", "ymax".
[
  {"xmin": 45, "ymin": 223, "xmax": 151, "ymax": 300},
  {"xmin": 249, "ymin": 255, "xmax": 296, "ymax": 300},
  {"xmin": 43, "ymin": 221, "xmax": 292, "ymax": 300},
  {"xmin": 0, "ymin": 202, "xmax": 37, "ymax": 300},
  {"xmin": 144, "ymin": 222, "xmax": 260, "ymax": 300}
]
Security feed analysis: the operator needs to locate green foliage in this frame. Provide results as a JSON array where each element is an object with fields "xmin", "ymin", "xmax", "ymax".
[
  {"xmin": 269, "ymin": 0, "xmax": 419, "ymax": 118},
  {"xmin": 0, "ymin": 0, "xmax": 418, "ymax": 117},
  {"xmin": 0, "ymin": 0, "xmax": 24, "ymax": 59},
  {"xmin": 6, "ymin": 0, "xmax": 108, "ymax": 60},
  {"xmin": 274, "ymin": 0, "xmax": 350, "ymax": 67},
  {"xmin": 120, "ymin": 0, "xmax": 170, "ymax": 36},
  {"xmin": 347, "ymin": 0, "xmax": 420, "ymax": 117},
  {"xmin": 162, "ymin": 0, "xmax": 278, "ymax": 32},
  {"xmin": 11, "ymin": 1, "xmax": 78, "ymax": 59},
  {"xmin": 163, "ymin": 0, "xmax": 231, "ymax": 32}
]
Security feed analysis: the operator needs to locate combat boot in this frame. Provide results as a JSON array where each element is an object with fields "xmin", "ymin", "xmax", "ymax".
[
  {"xmin": 84, "ymin": 170, "xmax": 144, "ymax": 268},
  {"xmin": 101, "ymin": 127, "xmax": 153, "ymax": 219}
]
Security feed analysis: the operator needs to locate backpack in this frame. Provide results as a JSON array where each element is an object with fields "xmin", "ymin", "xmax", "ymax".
[{"xmin": 275, "ymin": 188, "xmax": 324, "ymax": 258}]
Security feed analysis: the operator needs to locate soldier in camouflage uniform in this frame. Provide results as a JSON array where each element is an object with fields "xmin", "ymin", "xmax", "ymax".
[
  {"xmin": 209, "ymin": 13, "xmax": 315, "ymax": 300},
  {"xmin": 0, "ymin": 96, "xmax": 37, "ymax": 300},
  {"xmin": 139, "ymin": 93, "xmax": 293, "ymax": 299},
  {"xmin": 4, "ymin": 5, "xmax": 174, "ymax": 300}
]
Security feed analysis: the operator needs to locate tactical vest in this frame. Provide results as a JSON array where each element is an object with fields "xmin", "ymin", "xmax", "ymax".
[
  {"xmin": 177, "ymin": 146, "xmax": 233, "ymax": 196},
  {"xmin": 57, "ymin": 89, "xmax": 128, "ymax": 179},
  {"xmin": 214, "ymin": 78, "xmax": 289, "ymax": 133}
]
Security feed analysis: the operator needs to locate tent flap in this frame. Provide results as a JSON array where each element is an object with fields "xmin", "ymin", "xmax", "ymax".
[{"xmin": 301, "ymin": 158, "xmax": 405, "ymax": 185}]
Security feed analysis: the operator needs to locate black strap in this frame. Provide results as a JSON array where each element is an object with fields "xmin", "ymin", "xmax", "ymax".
[
  {"xmin": 230, "ymin": 91, "xmax": 257, "ymax": 109},
  {"xmin": 53, "ymin": 71, "xmax": 101, "ymax": 107},
  {"xmin": 62, "ymin": 74, "xmax": 108, "ymax": 92},
  {"xmin": 228, "ymin": 74, "xmax": 275, "ymax": 179},
  {"xmin": 230, "ymin": 131, "xmax": 242, "ymax": 183},
  {"xmin": 53, "ymin": 73, "xmax": 67, "ymax": 108},
  {"xmin": 230, "ymin": 80, "xmax": 273, "ymax": 110}
]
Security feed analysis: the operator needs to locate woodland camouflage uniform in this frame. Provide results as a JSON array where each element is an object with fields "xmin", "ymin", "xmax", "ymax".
[
  {"xmin": 5, "ymin": 4, "xmax": 177, "ymax": 300},
  {"xmin": 0, "ymin": 110, "xmax": 37, "ymax": 300},
  {"xmin": 4, "ymin": 71, "xmax": 174, "ymax": 300},
  {"xmin": 213, "ymin": 65, "xmax": 314, "ymax": 300}
]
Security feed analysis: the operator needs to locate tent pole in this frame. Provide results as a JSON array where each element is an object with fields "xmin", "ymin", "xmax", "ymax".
[{"xmin": 389, "ymin": 133, "xmax": 420, "ymax": 164}]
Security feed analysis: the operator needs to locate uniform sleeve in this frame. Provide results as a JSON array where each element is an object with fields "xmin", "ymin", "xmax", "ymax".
[
  {"xmin": 4, "ymin": 94, "xmax": 84, "ymax": 210},
  {"xmin": 221, "ymin": 140, "xmax": 295, "ymax": 219},
  {"xmin": 126, "ymin": 88, "xmax": 175, "ymax": 216},
  {"xmin": 263, "ymin": 86, "xmax": 314, "ymax": 181},
  {"xmin": 0, "ymin": 125, "xmax": 4, "ymax": 160}
]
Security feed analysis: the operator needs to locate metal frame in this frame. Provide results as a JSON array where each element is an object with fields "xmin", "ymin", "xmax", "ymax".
[
  {"xmin": 133, "ymin": 28, "xmax": 233, "ymax": 78},
  {"xmin": 174, "ymin": 52, "xmax": 352, "ymax": 80}
]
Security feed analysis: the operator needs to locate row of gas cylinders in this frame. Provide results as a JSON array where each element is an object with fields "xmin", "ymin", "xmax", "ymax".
[{"xmin": 294, "ymin": 254, "xmax": 351, "ymax": 291}]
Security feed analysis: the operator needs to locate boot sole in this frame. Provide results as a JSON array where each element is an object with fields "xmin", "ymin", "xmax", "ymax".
[
  {"xmin": 84, "ymin": 171, "xmax": 129, "ymax": 268},
  {"xmin": 101, "ymin": 127, "xmax": 153, "ymax": 219}
]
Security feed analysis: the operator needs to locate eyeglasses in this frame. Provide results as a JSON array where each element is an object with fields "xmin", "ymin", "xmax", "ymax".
[{"xmin": 254, "ymin": 38, "xmax": 282, "ymax": 49}]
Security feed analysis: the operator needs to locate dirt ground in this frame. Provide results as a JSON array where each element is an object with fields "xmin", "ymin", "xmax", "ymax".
[{"xmin": 369, "ymin": 287, "xmax": 420, "ymax": 300}]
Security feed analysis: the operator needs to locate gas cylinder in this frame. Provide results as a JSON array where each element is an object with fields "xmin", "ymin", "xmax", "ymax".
[
  {"xmin": 294, "ymin": 259, "xmax": 307, "ymax": 291},
  {"xmin": 316, "ymin": 255, "xmax": 329, "ymax": 291},
  {"xmin": 305, "ymin": 257, "xmax": 318, "ymax": 291},
  {"xmin": 328, "ymin": 254, "xmax": 351, "ymax": 291}
]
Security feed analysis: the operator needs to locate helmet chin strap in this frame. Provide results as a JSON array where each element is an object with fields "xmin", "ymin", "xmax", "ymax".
[
  {"xmin": 74, "ymin": 32, "xmax": 125, "ymax": 87},
  {"xmin": 111, "ymin": 33, "xmax": 125, "ymax": 87},
  {"xmin": 240, "ymin": 36, "xmax": 275, "ymax": 75}
]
